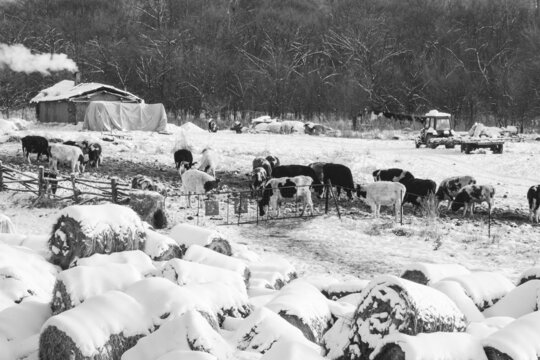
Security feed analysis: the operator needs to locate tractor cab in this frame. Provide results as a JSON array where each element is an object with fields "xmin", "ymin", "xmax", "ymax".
[{"xmin": 416, "ymin": 110, "xmax": 456, "ymax": 148}]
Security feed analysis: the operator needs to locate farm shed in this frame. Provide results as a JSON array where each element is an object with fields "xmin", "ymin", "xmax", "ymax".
[{"xmin": 30, "ymin": 78, "xmax": 142, "ymax": 124}]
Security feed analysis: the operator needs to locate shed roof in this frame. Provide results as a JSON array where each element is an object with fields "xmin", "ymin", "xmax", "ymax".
[{"xmin": 30, "ymin": 80, "xmax": 142, "ymax": 103}]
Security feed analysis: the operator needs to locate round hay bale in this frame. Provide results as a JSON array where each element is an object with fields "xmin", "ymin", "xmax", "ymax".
[
  {"xmin": 0, "ymin": 214, "xmax": 15, "ymax": 234},
  {"xmin": 72, "ymin": 250, "xmax": 155, "ymax": 275},
  {"xmin": 517, "ymin": 266, "xmax": 540, "ymax": 285},
  {"xmin": 248, "ymin": 256, "xmax": 297, "ymax": 286},
  {"xmin": 482, "ymin": 311, "xmax": 540, "ymax": 360},
  {"xmin": 143, "ymin": 229, "xmax": 182, "ymax": 261},
  {"xmin": 482, "ymin": 279, "xmax": 540, "ymax": 318},
  {"xmin": 48, "ymin": 204, "xmax": 146, "ymax": 269},
  {"xmin": 128, "ymin": 190, "xmax": 168, "ymax": 229},
  {"xmin": 321, "ymin": 279, "xmax": 370, "ymax": 300},
  {"xmin": 169, "ymin": 223, "xmax": 232, "ymax": 256},
  {"xmin": 323, "ymin": 316, "xmax": 354, "ymax": 360},
  {"xmin": 266, "ymin": 280, "xmax": 333, "ymax": 345},
  {"xmin": 431, "ymin": 280, "xmax": 484, "ymax": 323},
  {"xmin": 400, "ymin": 263, "xmax": 471, "ymax": 285},
  {"xmin": 347, "ymin": 275, "xmax": 466, "ymax": 360},
  {"xmin": 183, "ymin": 245, "xmax": 249, "ymax": 284},
  {"xmin": 249, "ymin": 271, "xmax": 286, "ymax": 290}
]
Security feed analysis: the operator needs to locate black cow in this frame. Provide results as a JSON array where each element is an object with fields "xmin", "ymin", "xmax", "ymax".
[
  {"xmin": 400, "ymin": 178, "xmax": 437, "ymax": 207},
  {"xmin": 174, "ymin": 149, "xmax": 195, "ymax": 170},
  {"xmin": 373, "ymin": 168, "xmax": 415, "ymax": 183},
  {"xmin": 322, "ymin": 163, "xmax": 355, "ymax": 199},
  {"xmin": 528, "ymin": 185, "xmax": 540, "ymax": 223},
  {"xmin": 272, "ymin": 165, "xmax": 323, "ymax": 197},
  {"xmin": 21, "ymin": 136, "xmax": 49, "ymax": 164}
]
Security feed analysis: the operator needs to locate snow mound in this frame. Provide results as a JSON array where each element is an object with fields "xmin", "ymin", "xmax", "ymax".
[
  {"xmin": 518, "ymin": 266, "xmax": 540, "ymax": 285},
  {"xmin": 467, "ymin": 317, "xmax": 514, "ymax": 339},
  {"xmin": 183, "ymin": 245, "xmax": 249, "ymax": 282},
  {"xmin": 73, "ymin": 250, "xmax": 155, "ymax": 275},
  {"xmin": 180, "ymin": 122, "xmax": 205, "ymax": 133}
]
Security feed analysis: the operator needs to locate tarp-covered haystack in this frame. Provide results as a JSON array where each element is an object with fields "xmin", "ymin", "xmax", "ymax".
[
  {"xmin": 401, "ymin": 262, "xmax": 471, "ymax": 285},
  {"xmin": 83, "ymin": 101, "xmax": 167, "ymax": 132},
  {"xmin": 348, "ymin": 275, "xmax": 466, "ymax": 360},
  {"xmin": 0, "ymin": 244, "xmax": 59, "ymax": 312},
  {"xmin": 49, "ymin": 204, "xmax": 147, "ymax": 269},
  {"xmin": 266, "ymin": 280, "xmax": 333, "ymax": 345},
  {"xmin": 482, "ymin": 311, "xmax": 540, "ymax": 360},
  {"xmin": 169, "ymin": 223, "xmax": 232, "ymax": 255},
  {"xmin": 50, "ymin": 263, "xmax": 143, "ymax": 315},
  {"xmin": 370, "ymin": 332, "xmax": 486, "ymax": 360}
]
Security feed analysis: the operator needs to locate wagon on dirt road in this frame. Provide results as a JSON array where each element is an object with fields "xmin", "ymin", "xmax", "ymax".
[{"xmin": 460, "ymin": 138, "xmax": 505, "ymax": 154}]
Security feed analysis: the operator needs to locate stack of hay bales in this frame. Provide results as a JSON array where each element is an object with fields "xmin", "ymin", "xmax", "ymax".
[
  {"xmin": 266, "ymin": 280, "xmax": 333, "ymax": 345},
  {"xmin": 0, "ymin": 244, "xmax": 58, "ymax": 311},
  {"xmin": 48, "ymin": 204, "xmax": 146, "ymax": 269},
  {"xmin": 128, "ymin": 190, "xmax": 167, "ymax": 229},
  {"xmin": 169, "ymin": 223, "xmax": 232, "ymax": 255},
  {"xmin": 143, "ymin": 229, "xmax": 182, "ymax": 261},
  {"xmin": 50, "ymin": 263, "xmax": 143, "ymax": 315},
  {"xmin": 347, "ymin": 275, "xmax": 466, "ymax": 359}
]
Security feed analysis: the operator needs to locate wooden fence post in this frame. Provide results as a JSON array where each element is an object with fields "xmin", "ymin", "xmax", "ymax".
[
  {"xmin": 38, "ymin": 166, "xmax": 44, "ymax": 196},
  {"xmin": 324, "ymin": 183, "xmax": 329, "ymax": 214},
  {"xmin": 111, "ymin": 177, "xmax": 118, "ymax": 203},
  {"xmin": 0, "ymin": 161, "xmax": 3, "ymax": 191},
  {"xmin": 71, "ymin": 173, "xmax": 79, "ymax": 203}
]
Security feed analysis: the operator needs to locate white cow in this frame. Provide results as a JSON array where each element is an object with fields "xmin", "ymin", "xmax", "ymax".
[
  {"xmin": 258, "ymin": 176, "xmax": 314, "ymax": 217},
  {"xmin": 355, "ymin": 181, "xmax": 406, "ymax": 220},
  {"xmin": 179, "ymin": 163, "xmax": 220, "ymax": 207},
  {"xmin": 49, "ymin": 143, "xmax": 86, "ymax": 174}
]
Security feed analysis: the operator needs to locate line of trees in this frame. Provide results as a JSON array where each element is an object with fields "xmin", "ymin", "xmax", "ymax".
[{"xmin": 1, "ymin": 0, "xmax": 540, "ymax": 130}]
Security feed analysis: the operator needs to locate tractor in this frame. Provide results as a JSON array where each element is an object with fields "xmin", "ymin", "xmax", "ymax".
[{"xmin": 415, "ymin": 110, "xmax": 457, "ymax": 149}]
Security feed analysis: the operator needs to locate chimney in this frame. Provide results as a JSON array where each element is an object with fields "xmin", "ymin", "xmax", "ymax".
[{"xmin": 74, "ymin": 72, "xmax": 81, "ymax": 86}]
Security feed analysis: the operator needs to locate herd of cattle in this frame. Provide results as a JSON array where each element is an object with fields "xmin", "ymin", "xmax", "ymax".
[{"xmin": 14, "ymin": 135, "xmax": 540, "ymax": 223}]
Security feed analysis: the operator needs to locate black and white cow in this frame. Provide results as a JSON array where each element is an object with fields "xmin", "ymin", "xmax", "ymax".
[
  {"xmin": 253, "ymin": 157, "xmax": 272, "ymax": 177},
  {"xmin": 400, "ymin": 178, "xmax": 437, "ymax": 207},
  {"xmin": 356, "ymin": 181, "xmax": 406, "ymax": 220},
  {"xmin": 87, "ymin": 143, "xmax": 102, "ymax": 168},
  {"xmin": 451, "ymin": 185, "xmax": 495, "ymax": 216},
  {"xmin": 527, "ymin": 185, "xmax": 540, "ymax": 223},
  {"xmin": 322, "ymin": 163, "xmax": 355, "ymax": 200},
  {"xmin": 265, "ymin": 155, "xmax": 280, "ymax": 172},
  {"xmin": 21, "ymin": 135, "xmax": 49, "ymax": 164},
  {"xmin": 174, "ymin": 149, "xmax": 195, "ymax": 170},
  {"xmin": 258, "ymin": 176, "xmax": 313, "ymax": 217},
  {"xmin": 436, "ymin": 176, "xmax": 476, "ymax": 209},
  {"xmin": 272, "ymin": 165, "xmax": 324, "ymax": 197},
  {"xmin": 373, "ymin": 168, "xmax": 415, "ymax": 183}
]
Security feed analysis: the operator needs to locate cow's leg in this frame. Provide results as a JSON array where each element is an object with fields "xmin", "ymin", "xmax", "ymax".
[
  {"xmin": 370, "ymin": 203, "xmax": 377, "ymax": 218},
  {"xmin": 187, "ymin": 194, "xmax": 191, "ymax": 208},
  {"xmin": 463, "ymin": 204, "xmax": 468, "ymax": 217}
]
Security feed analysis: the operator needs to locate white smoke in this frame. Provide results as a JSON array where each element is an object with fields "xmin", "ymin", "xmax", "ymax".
[{"xmin": 0, "ymin": 43, "xmax": 78, "ymax": 75}]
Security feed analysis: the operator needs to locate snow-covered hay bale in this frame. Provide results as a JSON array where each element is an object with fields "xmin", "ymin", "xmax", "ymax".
[
  {"xmin": 39, "ymin": 291, "xmax": 148, "ymax": 360},
  {"xmin": 49, "ymin": 204, "xmax": 147, "ymax": 269},
  {"xmin": 233, "ymin": 307, "xmax": 317, "ymax": 354},
  {"xmin": 159, "ymin": 259, "xmax": 245, "ymax": 292},
  {"xmin": 73, "ymin": 250, "xmax": 155, "ymax": 275},
  {"xmin": 266, "ymin": 280, "xmax": 333, "ymax": 345},
  {"xmin": 517, "ymin": 266, "xmax": 540, "ymax": 285},
  {"xmin": 0, "ymin": 244, "xmax": 58, "ymax": 311},
  {"xmin": 128, "ymin": 190, "xmax": 167, "ymax": 229},
  {"xmin": 122, "ymin": 310, "xmax": 233, "ymax": 360},
  {"xmin": 401, "ymin": 262, "xmax": 470, "ymax": 285},
  {"xmin": 0, "ymin": 300, "xmax": 51, "ymax": 344},
  {"xmin": 482, "ymin": 279, "xmax": 540, "ymax": 318},
  {"xmin": 50, "ymin": 263, "xmax": 143, "ymax": 315},
  {"xmin": 169, "ymin": 223, "xmax": 232, "ymax": 256},
  {"xmin": 321, "ymin": 279, "xmax": 370, "ymax": 300},
  {"xmin": 431, "ymin": 280, "xmax": 484, "ymax": 323},
  {"xmin": 370, "ymin": 332, "xmax": 486, "ymax": 360},
  {"xmin": 143, "ymin": 229, "xmax": 182, "ymax": 261},
  {"xmin": 183, "ymin": 244, "xmax": 250, "ymax": 284},
  {"xmin": 248, "ymin": 256, "xmax": 297, "ymax": 286},
  {"xmin": 348, "ymin": 275, "xmax": 467, "ymax": 359},
  {"xmin": 186, "ymin": 282, "xmax": 251, "ymax": 323},
  {"xmin": 260, "ymin": 339, "xmax": 324, "ymax": 360},
  {"xmin": 442, "ymin": 272, "xmax": 515, "ymax": 311},
  {"xmin": 0, "ymin": 214, "xmax": 15, "ymax": 234},
  {"xmin": 323, "ymin": 316, "xmax": 354, "ymax": 360},
  {"xmin": 249, "ymin": 270, "xmax": 287, "ymax": 290},
  {"xmin": 482, "ymin": 311, "xmax": 540, "ymax": 360}
]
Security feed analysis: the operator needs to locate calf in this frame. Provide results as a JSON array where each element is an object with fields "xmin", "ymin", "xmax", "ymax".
[
  {"xmin": 174, "ymin": 149, "xmax": 195, "ymax": 170},
  {"xmin": 400, "ymin": 178, "xmax": 437, "ymax": 207},
  {"xmin": 179, "ymin": 164, "xmax": 220, "ymax": 208},
  {"xmin": 356, "ymin": 181, "xmax": 406, "ymax": 220},
  {"xmin": 86, "ymin": 143, "xmax": 102, "ymax": 168},
  {"xmin": 527, "ymin": 185, "xmax": 540, "ymax": 223},
  {"xmin": 373, "ymin": 168, "xmax": 414, "ymax": 182},
  {"xmin": 48, "ymin": 143, "xmax": 86, "ymax": 174},
  {"xmin": 21, "ymin": 136, "xmax": 49, "ymax": 164},
  {"xmin": 265, "ymin": 155, "xmax": 280, "ymax": 171},
  {"xmin": 451, "ymin": 185, "xmax": 495, "ymax": 216},
  {"xmin": 436, "ymin": 176, "xmax": 476, "ymax": 209},
  {"xmin": 322, "ymin": 163, "xmax": 355, "ymax": 200},
  {"xmin": 253, "ymin": 157, "xmax": 272, "ymax": 177},
  {"xmin": 198, "ymin": 147, "xmax": 217, "ymax": 178},
  {"xmin": 258, "ymin": 176, "xmax": 313, "ymax": 217},
  {"xmin": 272, "ymin": 165, "xmax": 323, "ymax": 197}
]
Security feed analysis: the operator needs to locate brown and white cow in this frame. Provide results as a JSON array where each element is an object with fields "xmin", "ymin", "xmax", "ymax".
[
  {"xmin": 451, "ymin": 184, "xmax": 495, "ymax": 216},
  {"xmin": 527, "ymin": 185, "xmax": 540, "ymax": 223},
  {"xmin": 258, "ymin": 176, "xmax": 313, "ymax": 217},
  {"xmin": 372, "ymin": 168, "xmax": 414, "ymax": 183},
  {"xmin": 356, "ymin": 181, "xmax": 406, "ymax": 220},
  {"xmin": 436, "ymin": 176, "xmax": 477, "ymax": 209}
]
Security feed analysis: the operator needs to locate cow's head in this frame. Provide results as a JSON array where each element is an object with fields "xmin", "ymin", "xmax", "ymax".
[
  {"xmin": 251, "ymin": 167, "xmax": 268, "ymax": 187},
  {"xmin": 204, "ymin": 179, "xmax": 220, "ymax": 193},
  {"xmin": 178, "ymin": 161, "xmax": 191, "ymax": 176},
  {"xmin": 355, "ymin": 184, "xmax": 367, "ymax": 199}
]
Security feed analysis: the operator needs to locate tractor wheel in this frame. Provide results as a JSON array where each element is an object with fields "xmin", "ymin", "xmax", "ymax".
[
  {"xmin": 425, "ymin": 134, "xmax": 436, "ymax": 149},
  {"xmin": 415, "ymin": 140, "xmax": 421, "ymax": 148},
  {"xmin": 445, "ymin": 143, "xmax": 455, "ymax": 149},
  {"xmin": 465, "ymin": 145, "xmax": 472, "ymax": 154}
]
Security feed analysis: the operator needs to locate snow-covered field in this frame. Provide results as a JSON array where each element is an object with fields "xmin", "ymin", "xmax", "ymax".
[{"xmin": 1, "ymin": 120, "xmax": 540, "ymax": 359}]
